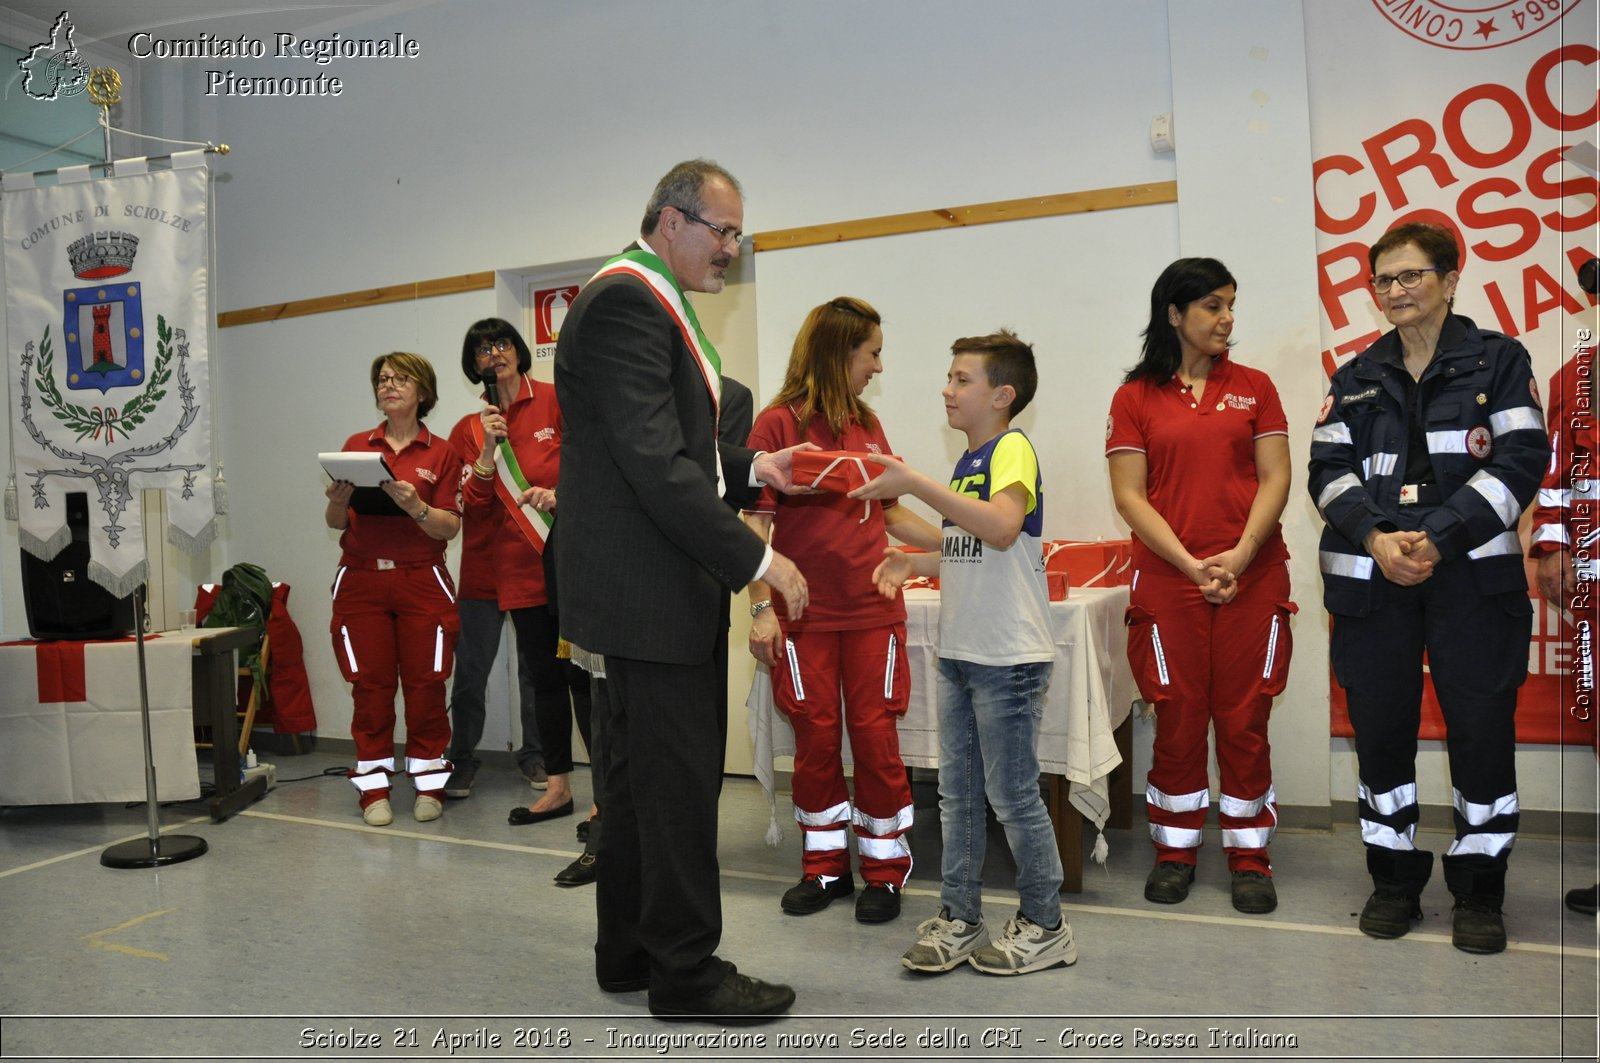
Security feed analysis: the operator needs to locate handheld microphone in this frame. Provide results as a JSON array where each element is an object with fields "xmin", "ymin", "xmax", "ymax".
[
  {"xmin": 480, "ymin": 367, "xmax": 500, "ymax": 411},
  {"xmin": 480, "ymin": 368, "xmax": 501, "ymax": 442}
]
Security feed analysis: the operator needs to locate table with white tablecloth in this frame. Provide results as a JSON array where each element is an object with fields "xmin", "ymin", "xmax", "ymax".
[
  {"xmin": 0, "ymin": 627, "xmax": 265, "ymax": 818},
  {"xmin": 746, "ymin": 585, "xmax": 1137, "ymax": 891}
]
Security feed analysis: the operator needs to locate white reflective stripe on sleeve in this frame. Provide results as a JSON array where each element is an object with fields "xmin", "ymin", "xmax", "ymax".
[
  {"xmin": 1360, "ymin": 780, "xmax": 1418, "ymax": 816},
  {"xmin": 803, "ymin": 828, "xmax": 848, "ymax": 852},
  {"xmin": 1444, "ymin": 831, "xmax": 1516, "ymax": 858},
  {"xmin": 852, "ymin": 803, "xmax": 914, "ymax": 837},
  {"xmin": 1491, "ymin": 406, "xmax": 1543, "ymax": 436},
  {"xmin": 1452, "ymin": 788, "xmax": 1519, "ymax": 825},
  {"xmin": 1262, "ymin": 615, "xmax": 1280, "ymax": 680},
  {"xmin": 340, "ymin": 625, "xmax": 359, "ymax": 673},
  {"xmin": 1537, "ymin": 486, "xmax": 1571, "ymax": 509},
  {"xmin": 1523, "ymin": 521, "xmax": 1574, "ymax": 547},
  {"xmin": 785, "ymin": 637, "xmax": 805, "ymax": 701},
  {"xmin": 432, "ymin": 565, "xmax": 456, "ymax": 604},
  {"xmin": 795, "ymin": 799, "xmax": 851, "ymax": 827},
  {"xmin": 1529, "ymin": 523, "xmax": 1571, "ymax": 548},
  {"xmin": 1130, "ymin": 569, "xmax": 1140, "ymax": 592},
  {"xmin": 1362, "ymin": 452, "xmax": 1398, "ymax": 479},
  {"xmin": 1316, "ymin": 472, "xmax": 1363, "ymax": 513},
  {"xmin": 1360, "ymin": 817, "xmax": 1417, "ymax": 850},
  {"xmin": 1222, "ymin": 826, "xmax": 1273, "ymax": 849},
  {"xmin": 1148, "ymin": 824, "xmax": 1201, "ymax": 849},
  {"xmin": 331, "ymin": 566, "xmax": 348, "ymax": 599},
  {"xmin": 857, "ymin": 834, "xmax": 911, "ymax": 862},
  {"xmin": 883, "ymin": 632, "xmax": 898, "ymax": 699},
  {"xmin": 1467, "ymin": 530, "xmax": 1521, "ymax": 559},
  {"xmin": 1146, "ymin": 783, "xmax": 1208, "ymax": 813},
  {"xmin": 1149, "ymin": 622, "xmax": 1169, "ymax": 686},
  {"xmin": 1427, "ymin": 429, "xmax": 1468, "ymax": 454},
  {"xmin": 1312, "ymin": 422, "xmax": 1352, "ymax": 445},
  {"xmin": 1320, "ymin": 550, "xmax": 1374, "ymax": 580},
  {"xmin": 1219, "ymin": 785, "xmax": 1276, "ymax": 818},
  {"xmin": 1466, "ymin": 471, "xmax": 1522, "ymax": 528}
]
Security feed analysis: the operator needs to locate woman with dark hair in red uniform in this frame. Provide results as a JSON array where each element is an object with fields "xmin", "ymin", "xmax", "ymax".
[
  {"xmin": 326, "ymin": 352, "xmax": 464, "ymax": 826},
  {"xmin": 1107, "ymin": 258, "xmax": 1294, "ymax": 916}
]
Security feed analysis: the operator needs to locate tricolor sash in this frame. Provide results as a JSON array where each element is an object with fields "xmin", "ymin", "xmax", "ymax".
[
  {"xmin": 469, "ymin": 386, "xmax": 552, "ymax": 554},
  {"xmin": 588, "ymin": 244, "xmax": 729, "ymax": 494}
]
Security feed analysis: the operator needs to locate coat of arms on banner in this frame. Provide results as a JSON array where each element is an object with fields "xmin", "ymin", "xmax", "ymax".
[{"xmin": 4, "ymin": 160, "xmax": 216, "ymax": 597}]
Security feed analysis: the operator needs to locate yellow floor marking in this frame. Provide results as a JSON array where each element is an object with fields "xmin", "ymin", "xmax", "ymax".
[{"xmin": 84, "ymin": 908, "xmax": 175, "ymax": 962}]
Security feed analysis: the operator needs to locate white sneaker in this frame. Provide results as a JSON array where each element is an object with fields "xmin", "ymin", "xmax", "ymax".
[
  {"xmin": 414, "ymin": 795, "xmax": 443, "ymax": 822},
  {"xmin": 968, "ymin": 913, "xmax": 1077, "ymax": 975},
  {"xmin": 362, "ymin": 798, "xmax": 393, "ymax": 826},
  {"xmin": 901, "ymin": 907, "xmax": 990, "ymax": 973}
]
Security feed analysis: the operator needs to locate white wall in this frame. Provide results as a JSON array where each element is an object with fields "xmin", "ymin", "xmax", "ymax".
[{"xmin": 1162, "ymin": 0, "xmax": 1328, "ymax": 813}]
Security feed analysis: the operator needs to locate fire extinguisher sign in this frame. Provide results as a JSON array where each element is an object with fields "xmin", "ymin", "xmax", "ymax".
[{"xmin": 531, "ymin": 284, "xmax": 580, "ymax": 361}]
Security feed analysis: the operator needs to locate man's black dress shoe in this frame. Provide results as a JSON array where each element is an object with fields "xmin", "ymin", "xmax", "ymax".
[
  {"xmin": 554, "ymin": 851, "xmax": 597, "ymax": 887},
  {"xmin": 648, "ymin": 966, "xmax": 795, "ymax": 1024},
  {"xmin": 508, "ymin": 799, "xmax": 574, "ymax": 825}
]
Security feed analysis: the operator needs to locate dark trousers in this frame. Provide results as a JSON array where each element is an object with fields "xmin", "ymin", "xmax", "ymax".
[
  {"xmin": 1332, "ymin": 549, "xmax": 1531, "ymax": 905},
  {"xmin": 594, "ymin": 655, "xmax": 728, "ymax": 999},
  {"xmin": 448, "ymin": 602, "xmax": 591, "ymax": 775},
  {"xmin": 583, "ymin": 676, "xmax": 607, "ymax": 855},
  {"xmin": 447, "ymin": 598, "xmax": 545, "ymax": 771}
]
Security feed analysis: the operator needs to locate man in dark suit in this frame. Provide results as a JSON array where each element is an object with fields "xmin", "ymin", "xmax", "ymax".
[{"xmin": 554, "ymin": 160, "xmax": 809, "ymax": 1021}]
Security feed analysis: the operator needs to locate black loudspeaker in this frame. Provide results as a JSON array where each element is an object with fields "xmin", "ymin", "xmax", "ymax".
[{"xmin": 21, "ymin": 491, "xmax": 139, "ymax": 641}]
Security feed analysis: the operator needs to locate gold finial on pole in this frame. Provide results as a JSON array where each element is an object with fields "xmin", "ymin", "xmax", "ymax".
[{"xmin": 86, "ymin": 66, "xmax": 121, "ymax": 109}]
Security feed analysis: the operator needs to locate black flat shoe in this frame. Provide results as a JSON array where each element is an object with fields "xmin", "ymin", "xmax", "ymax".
[
  {"xmin": 555, "ymin": 851, "xmax": 598, "ymax": 887},
  {"xmin": 508, "ymin": 799, "xmax": 575, "ymax": 825}
]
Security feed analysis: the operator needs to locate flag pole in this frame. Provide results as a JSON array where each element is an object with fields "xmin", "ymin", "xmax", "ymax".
[{"xmin": 100, "ymin": 584, "xmax": 209, "ymax": 868}]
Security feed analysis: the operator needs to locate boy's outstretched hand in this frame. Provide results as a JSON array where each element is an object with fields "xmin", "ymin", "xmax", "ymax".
[
  {"xmin": 871, "ymin": 546, "xmax": 913, "ymax": 600},
  {"xmin": 850, "ymin": 453, "xmax": 920, "ymax": 501}
]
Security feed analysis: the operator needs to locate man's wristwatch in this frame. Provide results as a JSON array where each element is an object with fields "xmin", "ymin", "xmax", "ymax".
[{"xmin": 750, "ymin": 599, "xmax": 774, "ymax": 618}]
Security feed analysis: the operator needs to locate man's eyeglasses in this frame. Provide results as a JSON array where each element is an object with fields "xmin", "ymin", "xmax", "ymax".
[
  {"xmin": 676, "ymin": 206, "xmax": 743, "ymax": 247},
  {"xmin": 475, "ymin": 338, "xmax": 515, "ymax": 358},
  {"xmin": 1369, "ymin": 268, "xmax": 1447, "ymax": 293},
  {"xmin": 376, "ymin": 372, "xmax": 413, "ymax": 388}
]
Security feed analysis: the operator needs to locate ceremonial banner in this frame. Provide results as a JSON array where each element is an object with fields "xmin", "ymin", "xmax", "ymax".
[
  {"xmin": 1304, "ymin": 0, "xmax": 1598, "ymax": 745},
  {"xmin": 3, "ymin": 154, "xmax": 215, "ymax": 596}
]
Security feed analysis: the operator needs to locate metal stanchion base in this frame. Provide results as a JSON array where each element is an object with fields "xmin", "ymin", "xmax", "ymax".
[{"xmin": 100, "ymin": 834, "xmax": 209, "ymax": 869}]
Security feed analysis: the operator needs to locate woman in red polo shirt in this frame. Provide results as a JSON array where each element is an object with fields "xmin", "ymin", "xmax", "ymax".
[
  {"xmin": 325, "ymin": 352, "xmax": 464, "ymax": 826},
  {"xmin": 1105, "ymin": 258, "xmax": 1294, "ymax": 916},
  {"xmin": 744, "ymin": 296, "xmax": 939, "ymax": 924}
]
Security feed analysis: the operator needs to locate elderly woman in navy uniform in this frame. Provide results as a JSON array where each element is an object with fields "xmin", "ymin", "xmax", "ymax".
[{"xmin": 1308, "ymin": 222, "xmax": 1547, "ymax": 954}]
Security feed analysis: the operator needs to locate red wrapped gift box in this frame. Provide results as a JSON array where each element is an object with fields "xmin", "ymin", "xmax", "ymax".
[
  {"xmin": 1044, "ymin": 540, "xmax": 1131, "ymax": 587},
  {"xmin": 791, "ymin": 450, "xmax": 896, "ymax": 493}
]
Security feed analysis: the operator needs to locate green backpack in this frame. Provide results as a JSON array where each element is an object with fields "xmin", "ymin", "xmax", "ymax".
[{"xmin": 201, "ymin": 562, "xmax": 275, "ymax": 696}]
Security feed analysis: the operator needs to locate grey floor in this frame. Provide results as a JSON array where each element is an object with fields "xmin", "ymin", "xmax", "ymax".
[{"xmin": 1, "ymin": 752, "xmax": 1596, "ymax": 1063}]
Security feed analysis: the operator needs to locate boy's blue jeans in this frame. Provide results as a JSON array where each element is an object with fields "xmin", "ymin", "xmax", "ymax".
[{"xmin": 936, "ymin": 657, "xmax": 1064, "ymax": 929}]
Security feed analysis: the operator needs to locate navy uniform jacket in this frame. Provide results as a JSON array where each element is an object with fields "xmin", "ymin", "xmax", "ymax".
[{"xmin": 1308, "ymin": 314, "xmax": 1548, "ymax": 616}]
